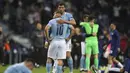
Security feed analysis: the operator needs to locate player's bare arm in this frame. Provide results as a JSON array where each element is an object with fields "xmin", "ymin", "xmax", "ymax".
[
  {"xmin": 45, "ymin": 25, "xmax": 51, "ymax": 42},
  {"xmin": 57, "ymin": 19, "xmax": 76, "ymax": 25},
  {"xmin": 66, "ymin": 26, "xmax": 75, "ymax": 42},
  {"xmin": 64, "ymin": 19, "xmax": 76, "ymax": 25}
]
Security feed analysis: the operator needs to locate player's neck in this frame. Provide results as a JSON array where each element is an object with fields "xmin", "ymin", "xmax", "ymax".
[
  {"xmin": 62, "ymin": 11, "xmax": 65, "ymax": 15},
  {"xmin": 89, "ymin": 22, "xmax": 94, "ymax": 27}
]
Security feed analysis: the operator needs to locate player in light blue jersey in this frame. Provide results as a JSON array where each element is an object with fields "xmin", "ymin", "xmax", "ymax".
[
  {"xmin": 53, "ymin": 2, "xmax": 76, "ymax": 73},
  {"xmin": 4, "ymin": 58, "xmax": 34, "ymax": 73},
  {"xmin": 45, "ymin": 10, "xmax": 74, "ymax": 73}
]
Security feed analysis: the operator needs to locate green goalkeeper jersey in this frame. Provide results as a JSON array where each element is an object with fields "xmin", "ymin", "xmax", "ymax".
[{"xmin": 80, "ymin": 22, "xmax": 99, "ymax": 42}]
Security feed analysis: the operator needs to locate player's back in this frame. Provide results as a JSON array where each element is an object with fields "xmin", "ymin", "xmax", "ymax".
[
  {"xmin": 49, "ymin": 18, "xmax": 70, "ymax": 39},
  {"xmin": 4, "ymin": 63, "xmax": 31, "ymax": 73}
]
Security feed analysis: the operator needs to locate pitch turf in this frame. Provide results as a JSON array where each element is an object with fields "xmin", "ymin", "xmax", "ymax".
[{"xmin": 0, "ymin": 65, "xmax": 80, "ymax": 73}]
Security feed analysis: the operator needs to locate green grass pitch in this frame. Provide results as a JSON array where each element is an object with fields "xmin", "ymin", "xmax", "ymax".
[{"xmin": 0, "ymin": 65, "xmax": 80, "ymax": 73}]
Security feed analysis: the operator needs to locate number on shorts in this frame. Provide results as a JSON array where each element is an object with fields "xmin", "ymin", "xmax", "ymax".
[{"xmin": 56, "ymin": 25, "xmax": 64, "ymax": 35}]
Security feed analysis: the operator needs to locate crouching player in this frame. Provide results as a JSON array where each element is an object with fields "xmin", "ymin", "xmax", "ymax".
[{"xmin": 4, "ymin": 58, "xmax": 34, "ymax": 73}]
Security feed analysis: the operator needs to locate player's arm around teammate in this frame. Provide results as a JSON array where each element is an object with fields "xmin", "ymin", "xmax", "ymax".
[
  {"xmin": 57, "ymin": 3, "xmax": 76, "ymax": 25},
  {"xmin": 80, "ymin": 14, "xmax": 89, "ymax": 72},
  {"xmin": 82, "ymin": 16, "xmax": 99, "ymax": 73}
]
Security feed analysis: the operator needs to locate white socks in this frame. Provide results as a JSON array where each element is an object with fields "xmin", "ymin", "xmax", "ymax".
[
  {"xmin": 109, "ymin": 68, "xmax": 120, "ymax": 72},
  {"xmin": 117, "ymin": 62, "xmax": 123, "ymax": 68}
]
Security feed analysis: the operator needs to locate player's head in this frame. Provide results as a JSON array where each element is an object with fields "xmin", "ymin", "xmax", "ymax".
[
  {"xmin": 88, "ymin": 15, "xmax": 95, "ymax": 23},
  {"xmin": 103, "ymin": 28, "xmax": 109, "ymax": 35},
  {"xmin": 83, "ymin": 14, "xmax": 89, "ymax": 22},
  {"xmin": 36, "ymin": 23, "xmax": 42, "ymax": 30},
  {"xmin": 24, "ymin": 58, "xmax": 34, "ymax": 70},
  {"xmin": 110, "ymin": 23, "xmax": 116, "ymax": 30},
  {"xmin": 53, "ymin": 10, "xmax": 63, "ymax": 18},
  {"xmin": 88, "ymin": 15, "xmax": 95, "ymax": 25},
  {"xmin": 57, "ymin": 2, "xmax": 65, "ymax": 13}
]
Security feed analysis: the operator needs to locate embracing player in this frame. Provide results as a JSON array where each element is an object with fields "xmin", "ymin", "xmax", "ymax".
[
  {"xmin": 45, "ymin": 10, "xmax": 74, "ymax": 73},
  {"xmin": 80, "ymin": 15, "xmax": 100, "ymax": 73},
  {"xmin": 55, "ymin": 2, "xmax": 76, "ymax": 73},
  {"xmin": 80, "ymin": 14, "xmax": 89, "ymax": 72}
]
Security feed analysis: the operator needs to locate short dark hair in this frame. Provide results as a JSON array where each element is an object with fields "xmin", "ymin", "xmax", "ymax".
[
  {"xmin": 24, "ymin": 58, "xmax": 35, "ymax": 65},
  {"xmin": 55, "ymin": 10, "xmax": 63, "ymax": 15},
  {"xmin": 83, "ymin": 14, "xmax": 89, "ymax": 19},
  {"xmin": 88, "ymin": 15, "xmax": 95, "ymax": 21},
  {"xmin": 58, "ymin": 2, "xmax": 65, "ymax": 7},
  {"xmin": 111, "ymin": 22, "xmax": 117, "ymax": 26}
]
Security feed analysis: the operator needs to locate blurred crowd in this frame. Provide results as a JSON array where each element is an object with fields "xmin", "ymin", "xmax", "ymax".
[{"xmin": 0, "ymin": 0, "xmax": 130, "ymax": 68}]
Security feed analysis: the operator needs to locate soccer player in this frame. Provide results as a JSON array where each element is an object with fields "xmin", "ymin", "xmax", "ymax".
[
  {"xmin": 80, "ymin": 14, "xmax": 89, "ymax": 72},
  {"xmin": 80, "ymin": 15, "xmax": 99, "ymax": 73},
  {"xmin": 105, "ymin": 23, "xmax": 123, "ymax": 73},
  {"xmin": 56, "ymin": 2, "xmax": 76, "ymax": 73},
  {"xmin": 105, "ymin": 42, "xmax": 130, "ymax": 73},
  {"xmin": 107, "ymin": 58, "xmax": 130, "ymax": 73},
  {"xmin": 4, "ymin": 58, "xmax": 34, "ymax": 73},
  {"xmin": 45, "ymin": 10, "xmax": 74, "ymax": 73}
]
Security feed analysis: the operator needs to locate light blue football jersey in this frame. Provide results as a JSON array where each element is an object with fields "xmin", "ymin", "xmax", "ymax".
[
  {"xmin": 61, "ymin": 12, "xmax": 74, "ymax": 38},
  {"xmin": 4, "ymin": 62, "xmax": 32, "ymax": 73},
  {"xmin": 47, "ymin": 18, "xmax": 72, "ymax": 39}
]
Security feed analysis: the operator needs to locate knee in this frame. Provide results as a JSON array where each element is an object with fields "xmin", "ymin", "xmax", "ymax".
[
  {"xmin": 94, "ymin": 54, "xmax": 98, "ymax": 59},
  {"xmin": 47, "ymin": 58, "xmax": 52, "ymax": 63},
  {"xmin": 66, "ymin": 52, "xmax": 71, "ymax": 58},
  {"xmin": 86, "ymin": 54, "xmax": 90, "ymax": 58},
  {"xmin": 58, "ymin": 60, "xmax": 63, "ymax": 66},
  {"xmin": 108, "ymin": 56, "xmax": 113, "ymax": 60}
]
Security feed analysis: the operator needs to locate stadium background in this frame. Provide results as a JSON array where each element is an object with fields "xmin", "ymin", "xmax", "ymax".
[{"xmin": 0, "ymin": 0, "xmax": 130, "ymax": 73}]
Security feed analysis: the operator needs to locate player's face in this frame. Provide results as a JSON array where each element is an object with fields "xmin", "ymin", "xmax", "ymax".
[
  {"xmin": 27, "ymin": 62, "xmax": 34, "ymax": 70},
  {"xmin": 91, "ymin": 19, "xmax": 95, "ymax": 23},
  {"xmin": 110, "ymin": 24, "xmax": 115, "ymax": 30},
  {"xmin": 90, "ymin": 19, "xmax": 95, "ymax": 25},
  {"xmin": 58, "ymin": 5, "xmax": 65, "ymax": 13},
  {"xmin": 54, "ymin": 13, "xmax": 62, "ymax": 18},
  {"xmin": 83, "ymin": 17, "xmax": 88, "ymax": 22},
  {"xmin": 37, "ymin": 23, "xmax": 42, "ymax": 30},
  {"xmin": 103, "ymin": 30, "xmax": 107, "ymax": 35}
]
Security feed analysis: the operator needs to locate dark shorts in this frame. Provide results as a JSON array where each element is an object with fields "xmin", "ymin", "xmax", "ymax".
[{"xmin": 110, "ymin": 45, "xmax": 118, "ymax": 57}]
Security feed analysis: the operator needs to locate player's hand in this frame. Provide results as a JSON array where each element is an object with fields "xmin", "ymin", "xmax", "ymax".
[
  {"xmin": 45, "ymin": 41, "xmax": 49, "ymax": 49},
  {"xmin": 57, "ymin": 19, "xmax": 65, "ymax": 24},
  {"xmin": 76, "ymin": 43, "xmax": 80, "ymax": 46},
  {"xmin": 65, "ymin": 38, "xmax": 69, "ymax": 43},
  {"xmin": 92, "ymin": 33, "xmax": 97, "ymax": 36}
]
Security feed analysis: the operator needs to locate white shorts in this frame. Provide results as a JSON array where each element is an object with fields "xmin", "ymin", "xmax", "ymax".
[
  {"xmin": 81, "ymin": 42, "xmax": 86, "ymax": 55},
  {"xmin": 48, "ymin": 39, "xmax": 66, "ymax": 59},
  {"xmin": 66, "ymin": 39, "xmax": 72, "ymax": 52}
]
